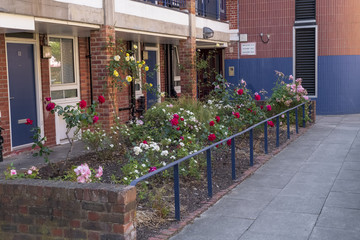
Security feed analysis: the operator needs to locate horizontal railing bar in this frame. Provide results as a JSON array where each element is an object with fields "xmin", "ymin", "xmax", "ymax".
[{"xmin": 130, "ymin": 102, "xmax": 306, "ymax": 186}]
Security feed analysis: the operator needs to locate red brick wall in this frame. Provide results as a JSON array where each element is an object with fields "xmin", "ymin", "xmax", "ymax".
[
  {"xmin": 179, "ymin": 37, "xmax": 197, "ymax": 98},
  {"xmin": 0, "ymin": 34, "xmax": 11, "ymax": 155},
  {"xmin": 79, "ymin": 37, "xmax": 91, "ymax": 104},
  {"xmin": 0, "ymin": 179, "xmax": 136, "ymax": 240},
  {"xmin": 317, "ymin": 0, "xmax": 360, "ymax": 56},
  {"xmin": 40, "ymin": 35, "xmax": 56, "ymax": 147}
]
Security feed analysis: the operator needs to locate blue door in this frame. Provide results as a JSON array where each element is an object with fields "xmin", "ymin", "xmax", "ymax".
[
  {"xmin": 7, "ymin": 43, "xmax": 37, "ymax": 147},
  {"xmin": 146, "ymin": 50, "xmax": 158, "ymax": 109}
]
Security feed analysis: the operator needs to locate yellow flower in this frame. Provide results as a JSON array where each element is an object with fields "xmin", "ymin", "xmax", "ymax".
[
  {"xmin": 149, "ymin": 83, "xmax": 153, "ymax": 87},
  {"xmin": 126, "ymin": 53, "xmax": 130, "ymax": 57},
  {"xmin": 125, "ymin": 56, "xmax": 130, "ymax": 61},
  {"xmin": 137, "ymin": 61, "xmax": 140, "ymax": 64},
  {"xmin": 141, "ymin": 60, "xmax": 145, "ymax": 65},
  {"xmin": 133, "ymin": 45, "xmax": 138, "ymax": 50},
  {"xmin": 138, "ymin": 64, "xmax": 143, "ymax": 68},
  {"xmin": 113, "ymin": 70, "xmax": 119, "ymax": 77},
  {"xmin": 126, "ymin": 75, "xmax": 133, "ymax": 82},
  {"xmin": 145, "ymin": 66, "xmax": 149, "ymax": 71}
]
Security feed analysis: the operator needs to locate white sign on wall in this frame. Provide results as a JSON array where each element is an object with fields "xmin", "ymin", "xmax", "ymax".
[{"xmin": 241, "ymin": 42, "xmax": 256, "ymax": 55}]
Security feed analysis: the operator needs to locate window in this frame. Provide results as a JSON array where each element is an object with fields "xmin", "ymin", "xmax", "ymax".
[{"xmin": 49, "ymin": 37, "xmax": 78, "ymax": 100}]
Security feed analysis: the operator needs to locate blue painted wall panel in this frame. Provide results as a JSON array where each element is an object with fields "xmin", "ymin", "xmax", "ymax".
[
  {"xmin": 315, "ymin": 55, "xmax": 360, "ymax": 115},
  {"xmin": 225, "ymin": 58, "xmax": 293, "ymax": 96}
]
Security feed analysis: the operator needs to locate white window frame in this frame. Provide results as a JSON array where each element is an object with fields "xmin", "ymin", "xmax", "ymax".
[
  {"xmin": 293, "ymin": 25, "xmax": 318, "ymax": 98},
  {"xmin": 48, "ymin": 35, "xmax": 81, "ymax": 104},
  {"xmin": 173, "ymin": 46, "xmax": 181, "ymax": 94},
  {"xmin": 135, "ymin": 41, "xmax": 144, "ymax": 99}
]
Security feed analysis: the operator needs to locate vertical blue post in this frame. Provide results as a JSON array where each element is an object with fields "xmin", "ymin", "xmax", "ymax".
[
  {"xmin": 287, "ymin": 111, "xmax": 290, "ymax": 139},
  {"xmin": 224, "ymin": 0, "xmax": 227, "ymax": 20},
  {"xmin": 202, "ymin": 0, "xmax": 205, "ymax": 16},
  {"xmin": 249, "ymin": 129, "xmax": 253, "ymax": 166},
  {"xmin": 302, "ymin": 104, "xmax": 306, "ymax": 128},
  {"xmin": 276, "ymin": 116, "xmax": 280, "ymax": 148},
  {"xmin": 174, "ymin": 164, "xmax": 180, "ymax": 221},
  {"xmin": 231, "ymin": 137, "xmax": 236, "ymax": 180},
  {"xmin": 264, "ymin": 122, "xmax": 268, "ymax": 154},
  {"xmin": 206, "ymin": 149, "xmax": 212, "ymax": 198},
  {"xmin": 216, "ymin": 0, "xmax": 219, "ymax": 19},
  {"xmin": 295, "ymin": 107, "xmax": 299, "ymax": 134}
]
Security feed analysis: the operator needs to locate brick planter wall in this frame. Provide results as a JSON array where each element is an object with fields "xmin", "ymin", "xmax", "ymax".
[{"xmin": 0, "ymin": 179, "xmax": 136, "ymax": 240}]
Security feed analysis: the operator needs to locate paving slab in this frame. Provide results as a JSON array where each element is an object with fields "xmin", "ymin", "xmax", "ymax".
[
  {"xmin": 266, "ymin": 195, "xmax": 326, "ymax": 214},
  {"xmin": 309, "ymin": 227, "xmax": 360, "ymax": 240},
  {"xmin": 331, "ymin": 179, "xmax": 360, "ymax": 194},
  {"xmin": 316, "ymin": 207, "xmax": 360, "ymax": 231},
  {"xmin": 325, "ymin": 192, "xmax": 360, "ymax": 209}
]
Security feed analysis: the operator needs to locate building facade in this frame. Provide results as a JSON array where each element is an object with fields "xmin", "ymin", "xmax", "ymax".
[
  {"xmin": 0, "ymin": 0, "xmax": 230, "ymax": 155},
  {"xmin": 225, "ymin": 0, "xmax": 360, "ymax": 115}
]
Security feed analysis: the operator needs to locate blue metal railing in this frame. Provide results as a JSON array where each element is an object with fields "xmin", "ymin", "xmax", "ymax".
[
  {"xmin": 131, "ymin": 102, "xmax": 307, "ymax": 220},
  {"xmin": 196, "ymin": 0, "xmax": 227, "ymax": 21},
  {"xmin": 136, "ymin": 0, "xmax": 186, "ymax": 9}
]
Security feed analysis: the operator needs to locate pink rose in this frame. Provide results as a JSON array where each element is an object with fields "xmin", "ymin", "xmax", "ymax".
[
  {"xmin": 254, "ymin": 93, "xmax": 261, "ymax": 101},
  {"xmin": 171, "ymin": 118, "xmax": 179, "ymax": 126},
  {"xmin": 148, "ymin": 167, "xmax": 157, "ymax": 173},
  {"xmin": 93, "ymin": 115, "xmax": 99, "ymax": 124},
  {"xmin": 237, "ymin": 89, "xmax": 244, "ymax": 95},
  {"xmin": 45, "ymin": 97, "xmax": 51, "ymax": 102},
  {"xmin": 266, "ymin": 105, "xmax": 272, "ymax": 111},
  {"xmin": 10, "ymin": 169, "xmax": 16, "ymax": 175}
]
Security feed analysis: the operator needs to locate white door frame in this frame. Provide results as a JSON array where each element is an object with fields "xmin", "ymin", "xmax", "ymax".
[{"xmin": 145, "ymin": 44, "xmax": 161, "ymax": 103}]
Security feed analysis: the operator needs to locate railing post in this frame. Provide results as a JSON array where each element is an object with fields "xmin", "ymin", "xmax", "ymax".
[
  {"xmin": 287, "ymin": 111, "xmax": 290, "ymax": 139},
  {"xmin": 249, "ymin": 129, "xmax": 253, "ymax": 166},
  {"xmin": 276, "ymin": 116, "xmax": 280, "ymax": 148},
  {"xmin": 216, "ymin": 0, "xmax": 219, "ymax": 19},
  {"xmin": 302, "ymin": 104, "xmax": 306, "ymax": 128},
  {"xmin": 231, "ymin": 137, "xmax": 236, "ymax": 180},
  {"xmin": 174, "ymin": 164, "xmax": 180, "ymax": 221},
  {"xmin": 202, "ymin": 0, "xmax": 206, "ymax": 16},
  {"xmin": 264, "ymin": 122, "xmax": 268, "ymax": 154},
  {"xmin": 295, "ymin": 107, "xmax": 299, "ymax": 134},
  {"xmin": 206, "ymin": 149, "xmax": 213, "ymax": 198}
]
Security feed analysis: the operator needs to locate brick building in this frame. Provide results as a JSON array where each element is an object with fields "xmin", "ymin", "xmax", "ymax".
[
  {"xmin": 225, "ymin": 0, "xmax": 360, "ymax": 115},
  {"xmin": 0, "ymin": 0, "xmax": 229, "ymax": 155}
]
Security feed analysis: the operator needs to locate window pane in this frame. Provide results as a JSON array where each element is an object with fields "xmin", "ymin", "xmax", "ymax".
[
  {"xmin": 64, "ymin": 89, "xmax": 77, "ymax": 98},
  {"xmin": 61, "ymin": 39, "xmax": 75, "ymax": 84},
  {"xmin": 51, "ymin": 90, "xmax": 64, "ymax": 100},
  {"xmin": 49, "ymin": 38, "xmax": 62, "ymax": 85}
]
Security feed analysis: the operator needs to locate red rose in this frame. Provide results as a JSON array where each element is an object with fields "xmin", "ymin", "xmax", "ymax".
[
  {"xmin": 171, "ymin": 118, "xmax": 179, "ymax": 126},
  {"xmin": 173, "ymin": 114, "xmax": 179, "ymax": 119},
  {"xmin": 148, "ymin": 167, "xmax": 157, "ymax": 173},
  {"xmin": 180, "ymin": 117, "xmax": 184, "ymax": 121},
  {"xmin": 253, "ymin": 111, "xmax": 257, "ymax": 115},
  {"xmin": 45, "ymin": 97, "xmax": 51, "ymax": 102},
  {"xmin": 176, "ymin": 126, "xmax": 180, "ymax": 131},
  {"xmin": 237, "ymin": 105, "xmax": 241, "ymax": 109},
  {"xmin": 237, "ymin": 89, "xmax": 243, "ymax": 95},
  {"xmin": 227, "ymin": 139, "xmax": 231, "ymax": 146},
  {"xmin": 93, "ymin": 115, "xmax": 99, "ymax": 124},
  {"xmin": 266, "ymin": 105, "xmax": 272, "ymax": 111},
  {"xmin": 255, "ymin": 94, "xmax": 261, "ymax": 101},
  {"xmin": 209, "ymin": 121, "xmax": 215, "ymax": 126},
  {"xmin": 46, "ymin": 102, "xmax": 55, "ymax": 111},
  {"xmin": 180, "ymin": 136, "xmax": 184, "ymax": 140},
  {"xmin": 267, "ymin": 120, "xmax": 274, "ymax": 127},
  {"xmin": 143, "ymin": 140, "xmax": 148, "ymax": 144},
  {"xmin": 215, "ymin": 116, "xmax": 220, "ymax": 123},
  {"xmin": 98, "ymin": 95, "xmax": 105, "ymax": 104},
  {"xmin": 208, "ymin": 133, "xmax": 216, "ymax": 141},
  {"xmin": 79, "ymin": 100, "xmax": 87, "ymax": 109},
  {"xmin": 260, "ymin": 105, "xmax": 264, "ymax": 109},
  {"xmin": 25, "ymin": 118, "xmax": 33, "ymax": 125},
  {"xmin": 233, "ymin": 112, "xmax": 240, "ymax": 118}
]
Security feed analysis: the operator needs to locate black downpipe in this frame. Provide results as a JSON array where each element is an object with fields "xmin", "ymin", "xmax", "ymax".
[
  {"xmin": 86, "ymin": 37, "xmax": 93, "ymax": 103},
  {"xmin": 0, "ymin": 127, "xmax": 4, "ymax": 162}
]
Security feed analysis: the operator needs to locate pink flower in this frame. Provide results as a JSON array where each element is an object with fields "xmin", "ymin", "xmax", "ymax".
[
  {"xmin": 148, "ymin": 167, "xmax": 157, "ymax": 173},
  {"xmin": 208, "ymin": 134, "xmax": 216, "ymax": 141},
  {"xmin": 171, "ymin": 118, "xmax": 179, "ymax": 126},
  {"xmin": 95, "ymin": 166, "xmax": 103, "ymax": 178},
  {"xmin": 46, "ymin": 102, "xmax": 55, "ymax": 111},
  {"xmin": 180, "ymin": 136, "xmax": 184, "ymax": 141},
  {"xmin": 260, "ymin": 105, "xmax": 264, "ymax": 110},
  {"xmin": 93, "ymin": 115, "xmax": 99, "ymax": 124},
  {"xmin": 267, "ymin": 121, "xmax": 274, "ymax": 127},
  {"xmin": 289, "ymin": 75, "xmax": 294, "ymax": 81},
  {"xmin": 227, "ymin": 139, "xmax": 231, "ymax": 146},
  {"xmin": 180, "ymin": 117, "xmax": 184, "ymax": 121},
  {"xmin": 74, "ymin": 163, "xmax": 92, "ymax": 183},
  {"xmin": 233, "ymin": 112, "xmax": 240, "ymax": 118},
  {"xmin": 303, "ymin": 96, "xmax": 309, "ymax": 100},
  {"xmin": 254, "ymin": 92, "xmax": 261, "ymax": 101},
  {"xmin": 25, "ymin": 118, "xmax": 33, "ymax": 125},
  {"xmin": 173, "ymin": 114, "xmax": 179, "ymax": 119},
  {"xmin": 266, "ymin": 105, "xmax": 272, "ymax": 111},
  {"xmin": 27, "ymin": 170, "xmax": 32, "ymax": 175},
  {"xmin": 209, "ymin": 121, "xmax": 215, "ymax": 126},
  {"xmin": 143, "ymin": 140, "xmax": 148, "ymax": 144},
  {"xmin": 98, "ymin": 95, "xmax": 105, "ymax": 104},
  {"xmin": 79, "ymin": 100, "xmax": 87, "ymax": 109},
  {"xmin": 215, "ymin": 116, "xmax": 220, "ymax": 123},
  {"xmin": 237, "ymin": 89, "xmax": 244, "ymax": 95},
  {"xmin": 176, "ymin": 126, "xmax": 180, "ymax": 131},
  {"xmin": 45, "ymin": 97, "xmax": 51, "ymax": 102},
  {"xmin": 10, "ymin": 169, "xmax": 17, "ymax": 175}
]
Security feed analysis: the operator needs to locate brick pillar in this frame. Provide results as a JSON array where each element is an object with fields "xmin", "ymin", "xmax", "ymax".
[
  {"xmin": 179, "ymin": 0, "xmax": 197, "ymax": 99},
  {"xmin": 0, "ymin": 34, "xmax": 11, "ymax": 155},
  {"xmin": 40, "ymin": 35, "xmax": 56, "ymax": 147},
  {"xmin": 78, "ymin": 37, "xmax": 91, "ymax": 104},
  {"xmin": 90, "ymin": 25, "xmax": 116, "ymax": 129}
]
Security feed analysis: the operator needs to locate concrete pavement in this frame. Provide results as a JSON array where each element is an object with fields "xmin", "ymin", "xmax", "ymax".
[{"xmin": 171, "ymin": 114, "xmax": 360, "ymax": 240}]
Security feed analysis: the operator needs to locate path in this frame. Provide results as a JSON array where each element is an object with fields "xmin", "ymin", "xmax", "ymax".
[{"xmin": 171, "ymin": 114, "xmax": 360, "ymax": 240}]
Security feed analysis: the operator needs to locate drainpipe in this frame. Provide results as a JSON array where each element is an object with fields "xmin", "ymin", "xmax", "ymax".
[
  {"xmin": 86, "ymin": 37, "xmax": 94, "ymax": 103},
  {"xmin": 237, "ymin": 0, "xmax": 240, "ymax": 81},
  {"xmin": 0, "ymin": 127, "xmax": 4, "ymax": 162}
]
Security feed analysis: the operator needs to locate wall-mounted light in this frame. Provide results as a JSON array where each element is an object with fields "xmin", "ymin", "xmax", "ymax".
[
  {"xmin": 203, "ymin": 27, "xmax": 214, "ymax": 39},
  {"xmin": 260, "ymin": 33, "xmax": 270, "ymax": 44},
  {"xmin": 41, "ymin": 45, "xmax": 52, "ymax": 59}
]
